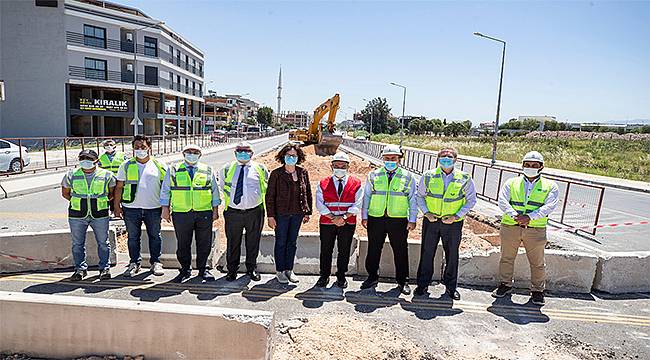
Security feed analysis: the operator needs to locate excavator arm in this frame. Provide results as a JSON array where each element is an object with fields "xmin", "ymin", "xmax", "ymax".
[{"xmin": 309, "ymin": 93, "xmax": 340, "ymax": 139}]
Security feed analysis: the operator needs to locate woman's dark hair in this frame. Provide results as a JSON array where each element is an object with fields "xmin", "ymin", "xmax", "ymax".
[
  {"xmin": 275, "ymin": 143, "xmax": 306, "ymax": 164},
  {"xmin": 132, "ymin": 135, "xmax": 152, "ymax": 147}
]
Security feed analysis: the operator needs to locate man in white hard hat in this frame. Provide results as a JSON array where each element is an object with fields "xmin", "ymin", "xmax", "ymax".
[
  {"xmin": 493, "ymin": 151, "xmax": 559, "ymax": 306},
  {"xmin": 315, "ymin": 151, "xmax": 363, "ymax": 288},
  {"xmin": 160, "ymin": 144, "xmax": 221, "ymax": 282},
  {"xmin": 361, "ymin": 144, "xmax": 417, "ymax": 295}
]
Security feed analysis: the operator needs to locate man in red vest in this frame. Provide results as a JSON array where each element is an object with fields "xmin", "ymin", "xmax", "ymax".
[{"xmin": 315, "ymin": 151, "xmax": 363, "ymax": 288}]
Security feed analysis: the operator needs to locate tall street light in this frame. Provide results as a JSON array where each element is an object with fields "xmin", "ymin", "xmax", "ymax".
[
  {"xmin": 362, "ymin": 98, "xmax": 373, "ymax": 139},
  {"xmin": 202, "ymin": 80, "xmax": 214, "ymax": 134},
  {"xmin": 389, "ymin": 82, "xmax": 406, "ymax": 147},
  {"xmin": 131, "ymin": 20, "xmax": 164, "ymax": 136},
  {"xmin": 474, "ymin": 32, "xmax": 506, "ymax": 166}
]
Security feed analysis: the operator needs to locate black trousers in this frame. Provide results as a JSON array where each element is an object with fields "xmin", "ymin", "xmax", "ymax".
[
  {"xmin": 172, "ymin": 210, "xmax": 214, "ymax": 271},
  {"xmin": 224, "ymin": 205, "xmax": 264, "ymax": 273},
  {"xmin": 365, "ymin": 216, "xmax": 409, "ymax": 285},
  {"xmin": 319, "ymin": 223, "xmax": 356, "ymax": 278},
  {"xmin": 416, "ymin": 218, "xmax": 463, "ymax": 290}
]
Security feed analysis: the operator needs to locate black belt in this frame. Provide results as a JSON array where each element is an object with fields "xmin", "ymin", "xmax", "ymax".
[{"xmin": 227, "ymin": 204, "xmax": 262, "ymax": 213}]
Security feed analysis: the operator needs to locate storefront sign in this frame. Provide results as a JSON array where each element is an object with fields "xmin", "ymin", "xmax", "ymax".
[{"xmin": 79, "ymin": 98, "xmax": 128, "ymax": 112}]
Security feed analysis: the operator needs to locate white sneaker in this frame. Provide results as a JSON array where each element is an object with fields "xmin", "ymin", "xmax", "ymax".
[
  {"xmin": 123, "ymin": 262, "xmax": 140, "ymax": 277},
  {"xmin": 285, "ymin": 270, "xmax": 300, "ymax": 283},
  {"xmin": 151, "ymin": 262, "xmax": 164, "ymax": 276},
  {"xmin": 276, "ymin": 271, "xmax": 289, "ymax": 284}
]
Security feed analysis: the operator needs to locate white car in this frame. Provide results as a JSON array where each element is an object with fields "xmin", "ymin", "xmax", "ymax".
[{"xmin": 0, "ymin": 139, "xmax": 30, "ymax": 172}]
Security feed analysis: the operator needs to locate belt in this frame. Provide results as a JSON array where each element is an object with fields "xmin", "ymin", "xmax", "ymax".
[{"xmin": 227, "ymin": 205, "xmax": 262, "ymax": 213}]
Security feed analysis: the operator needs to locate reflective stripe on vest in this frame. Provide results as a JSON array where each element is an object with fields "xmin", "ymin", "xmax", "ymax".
[
  {"xmin": 423, "ymin": 168, "xmax": 469, "ymax": 221},
  {"xmin": 501, "ymin": 176, "xmax": 553, "ymax": 228},
  {"xmin": 170, "ymin": 162, "xmax": 213, "ymax": 213},
  {"xmin": 98, "ymin": 152, "xmax": 125, "ymax": 174},
  {"xmin": 319, "ymin": 176, "xmax": 361, "ymax": 224},
  {"xmin": 367, "ymin": 167, "xmax": 412, "ymax": 218},
  {"xmin": 68, "ymin": 167, "xmax": 111, "ymax": 219},
  {"xmin": 121, "ymin": 158, "xmax": 166, "ymax": 204},
  {"xmin": 222, "ymin": 161, "xmax": 268, "ymax": 211}
]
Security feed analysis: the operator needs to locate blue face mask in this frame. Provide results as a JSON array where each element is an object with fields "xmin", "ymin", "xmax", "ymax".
[
  {"xmin": 439, "ymin": 157, "xmax": 455, "ymax": 169},
  {"xmin": 236, "ymin": 151, "xmax": 251, "ymax": 162},
  {"xmin": 384, "ymin": 161, "xmax": 398, "ymax": 171},
  {"xmin": 284, "ymin": 155, "xmax": 298, "ymax": 165}
]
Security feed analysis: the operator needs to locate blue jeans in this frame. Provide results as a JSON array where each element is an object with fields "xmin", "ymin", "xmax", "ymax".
[
  {"xmin": 68, "ymin": 216, "xmax": 110, "ymax": 271},
  {"xmin": 123, "ymin": 207, "xmax": 163, "ymax": 265},
  {"xmin": 274, "ymin": 214, "xmax": 303, "ymax": 272}
]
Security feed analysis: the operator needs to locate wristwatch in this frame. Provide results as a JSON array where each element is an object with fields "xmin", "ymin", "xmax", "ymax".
[{"xmin": 342, "ymin": 214, "xmax": 348, "ymax": 220}]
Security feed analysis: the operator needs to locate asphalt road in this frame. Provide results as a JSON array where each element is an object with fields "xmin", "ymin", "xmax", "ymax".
[{"xmin": 0, "ymin": 134, "xmax": 288, "ymax": 233}]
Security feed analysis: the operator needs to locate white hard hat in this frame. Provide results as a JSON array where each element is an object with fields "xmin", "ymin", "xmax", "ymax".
[
  {"xmin": 236, "ymin": 141, "xmax": 252, "ymax": 150},
  {"xmin": 522, "ymin": 151, "xmax": 544, "ymax": 163},
  {"xmin": 182, "ymin": 143, "xmax": 202, "ymax": 153},
  {"xmin": 331, "ymin": 151, "xmax": 350, "ymax": 163},
  {"xmin": 381, "ymin": 144, "xmax": 402, "ymax": 157}
]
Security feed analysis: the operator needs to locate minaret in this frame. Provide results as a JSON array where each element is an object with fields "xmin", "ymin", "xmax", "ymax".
[{"xmin": 276, "ymin": 66, "xmax": 282, "ymax": 124}]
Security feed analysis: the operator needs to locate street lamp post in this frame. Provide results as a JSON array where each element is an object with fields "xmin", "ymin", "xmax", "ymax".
[
  {"xmin": 474, "ymin": 32, "xmax": 506, "ymax": 166},
  {"xmin": 389, "ymin": 82, "xmax": 407, "ymax": 147},
  {"xmin": 202, "ymin": 80, "xmax": 214, "ymax": 135},
  {"xmin": 131, "ymin": 21, "xmax": 164, "ymax": 136},
  {"xmin": 362, "ymin": 98, "xmax": 373, "ymax": 140}
]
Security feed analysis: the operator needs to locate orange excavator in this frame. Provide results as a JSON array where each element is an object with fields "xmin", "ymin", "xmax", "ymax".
[{"xmin": 288, "ymin": 93, "xmax": 343, "ymax": 156}]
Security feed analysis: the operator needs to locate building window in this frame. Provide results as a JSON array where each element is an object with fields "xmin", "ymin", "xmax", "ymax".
[
  {"xmin": 185, "ymin": 78, "xmax": 189, "ymax": 94},
  {"xmin": 185, "ymin": 55, "xmax": 189, "ymax": 70},
  {"xmin": 35, "ymin": 0, "xmax": 58, "ymax": 7},
  {"xmin": 176, "ymin": 50, "xmax": 181, "ymax": 66},
  {"xmin": 83, "ymin": 25, "xmax": 106, "ymax": 48},
  {"xmin": 169, "ymin": 71, "xmax": 174, "ymax": 89},
  {"xmin": 199, "ymin": 63, "xmax": 203, "ymax": 76},
  {"xmin": 198, "ymin": 84, "xmax": 202, "ymax": 97},
  {"xmin": 84, "ymin": 58, "xmax": 107, "ymax": 80},
  {"xmin": 176, "ymin": 75, "xmax": 181, "ymax": 91},
  {"xmin": 168, "ymin": 44, "xmax": 173, "ymax": 61},
  {"xmin": 144, "ymin": 36, "xmax": 157, "ymax": 57},
  {"xmin": 144, "ymin": 66, "xmax": 158, "ymax": 86}
]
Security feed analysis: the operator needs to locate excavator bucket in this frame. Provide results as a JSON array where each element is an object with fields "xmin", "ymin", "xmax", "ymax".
[{"xmin": 314, "ymin": 133, "xmax": 343, "ymax": 156}]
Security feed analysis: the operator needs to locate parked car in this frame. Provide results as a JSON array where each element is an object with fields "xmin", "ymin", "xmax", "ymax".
[
  {"xmin": 354, "ymin": 136, "xmax": 367, "ymax": 143},
  {"xmin": 211, "ymin": 130, "xmax": 227, "ymax": 142},
  {"xmin": 0, "ymin": 139, "xmax": 30, "ymax": 172}
]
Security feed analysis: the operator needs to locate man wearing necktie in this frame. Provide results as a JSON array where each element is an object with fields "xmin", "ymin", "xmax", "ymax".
[
  {"xmin": 315, "ymin": 152, "xmax": 363, "ymax": 288},
  {"xmin": 220, "ymin": 142, "xmax": 269, "ymax": 282},
  {"xmin": 160, "ymin": 144, "xmax": 221, "ymax": 282}
]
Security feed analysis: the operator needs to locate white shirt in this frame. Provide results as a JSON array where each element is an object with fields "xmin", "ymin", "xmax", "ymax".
[
  {"xmin": 498, "ymin": 176, "xmax": 559, "ymax": 220},
  {"xmin": 220, "ymin": 161, "xmax": 269, "ymax": 210},
  {"xmin": 117, "ymin": 158, "xmax": 167, "ymax": 209},
  {"xmin": 315, "ymin": 175, "xmax": 364, "ymax": 216}
]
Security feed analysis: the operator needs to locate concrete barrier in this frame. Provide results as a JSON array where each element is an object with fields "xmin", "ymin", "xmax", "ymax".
[
  {"xmin": 593, "ymin": 251, "xmax": 650, "ymax": 294},
  {"xmin": 356, "ymin": 237, "xmax": 443, "ymax": 280},
  {"xmin": 0, "ymin": 229, "xmax": 117, "ymax": 273},
  {"xmin": 138, "ymin": 227, "xmax": 219, "ymax": 269},
  {"xmin": 215, "ymin": 231, "xmax": 359, "ymax": 275},
  {"xmin": 0, "ymin": 291, "xmax": 274, "ymax": 360}
]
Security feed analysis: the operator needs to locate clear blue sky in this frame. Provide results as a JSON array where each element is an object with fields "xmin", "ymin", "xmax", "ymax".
[{"xmin": 126, "ymin": 0, "xmax": 650, "ymax": 124}]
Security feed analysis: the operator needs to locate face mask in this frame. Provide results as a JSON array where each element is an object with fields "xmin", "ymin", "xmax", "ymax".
[
  {"xmin": 134, "ymin": 150, "xmax": 149, "ymax": 159},
  {"xmin": 184, "ymin": 153, "xmax": 200, "ymax": 164},
  {"xmin": 236, "ymin": 151, "xmax": 251, "ymax": 162},
  {"xmin": 284, "ymin": 155, "xmax": 298, "ymax": 166},
  {"xmin": 79, "ymin": 160, "xmax": 95, "ymax": 170},
  {"xmin": 523, "ymin": 167, "xmax": 541, "ymax": 178},
  {"xmin": 104, "ymin": 146, "xmax": 115, "ymax": 153},
  {"xmin": 439, "ymin": 157, "xmax": 455, "ymax": 170},
  {"xmin": 384, "ymin": 161, "xmax": 398, "ymax": 171},
  {"xmin": 333, "ymin": 168, "xmax": 347, "ymax": 179}
]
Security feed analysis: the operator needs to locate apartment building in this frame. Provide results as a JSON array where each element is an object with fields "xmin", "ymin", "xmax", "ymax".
[
  {"xmin": 280, "ymin": 111, "xmax": 311, "ymax": 128},
  {"xmin": 0, "ymin": 0, "xmax": 205, "ymax": 137},
  {"xmin": 203, "ymin": 94, "xmax": 259, "ymax": 132}
]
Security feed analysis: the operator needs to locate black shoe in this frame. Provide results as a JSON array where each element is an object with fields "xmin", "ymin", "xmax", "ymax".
[
  {"xmin": 398, "ymin": 283, "xmax": 411, "ymax": 295},
  {"xmin": 491, "ymin": 284, "xmax": 513, "ymax": 298},
  {"xmin": 414, "ymin": 286, "xmax": 428, "ymax": 296},
  {"xmin": 360, "ymin": 277, "xmax": 379, "ymax": 289},
  {"xmin": 225, "ymin": 272, "xmax": 237, "ymax": 281},
  {"xmin": 315, "ymin": 276, "xmax": 329, "ymax": 288},
  {"xmin": 247, "ymin": 270, "xmax": 261, "ymax": 281},
  {"xmin": 531, "ymin": 291, "xmax": 545, "ymax": 306},
  {"xmin": 70, "ymin": 269, "xmax": 87, "ymax": 282},
  {"xmin": 98, "ymin": 269, "xmax": 111, "ymax": 280},
  {"xmin": 446, "ymin": 288, "xmax": 460, "ymax": 300},
  {"xmin": 335, "ymin": 277, "xmax": 348, "ymax": 289},
  {"xmin": 200, "ymin": 269, "xmax": 216, "ymax": 281},
  {"xmin": 175, "ymin": 269, "xmax": 192, "ymax": 283}
]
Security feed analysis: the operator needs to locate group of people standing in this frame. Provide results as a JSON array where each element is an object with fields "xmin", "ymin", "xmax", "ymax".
[{"xmin": 62, "ymin": 137, "xmax": 557, "ymax": 306}]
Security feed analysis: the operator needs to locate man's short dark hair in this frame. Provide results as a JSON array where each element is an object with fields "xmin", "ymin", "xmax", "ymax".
[{"xmin": 132, "ymin": 135, "xmax": 152, "ymax": 147}]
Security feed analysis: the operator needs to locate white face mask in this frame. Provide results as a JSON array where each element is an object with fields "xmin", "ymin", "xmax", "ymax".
[
  {"xmin": 333, "ymin": 168, "xmax": 348, "ymax": 179},
  {"xmin": 522, "ymin": 167, "xmax": 541, "ymax": 178},
  {"xmin": 79, "ymin": 160, "xmax": 95, "ymax": 170},
  {"xmin": 184, "ymin": 153, "xmax": 200, "ymax": 164},
  {"xmin": 104, "ymin": 145, "xmax": 115, "ymax": 152},
  {"xmin": 134, "ymin": 150, "xmax": 149, "ymax": 159}
]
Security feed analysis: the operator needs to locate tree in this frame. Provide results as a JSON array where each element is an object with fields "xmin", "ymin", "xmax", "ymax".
[
  {"xmin": 444, "ymin": 121, "xmax": 471, "ymax": 136},
  {"xmin": 256, "ymin": 106, "xmax": 273, "ymax": 128},
  {"xmin": 244, "ymin": 117, "xmax": 256, "ymax": 125},
  {"xmin": 360, "ymin": 97, "xmax": 393, "ymax": 134}
]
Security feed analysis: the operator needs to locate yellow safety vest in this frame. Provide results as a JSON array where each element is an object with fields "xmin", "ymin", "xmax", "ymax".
[
  {"xmin": 221, "ymin": 161, "xmax": 268, "ymax": 211},
  {"xmin": 98, "ymin": 151, "xmax": 125, "ymax": 174},
  {"xmin": 68, "ymin": 167, "xmax": 112, "ymax": 219},
  {"xmin": 367, "ymin": 167, "xmax": 413, "ymax": 218},
  {"xmin": 423, "ymin": 168, "xmax": 470, "ymax": 221},
  {"xmin": 501, "ymin": 176, "xmax": 554, "ymax": 228},
  {"xmin": 169, "ymin": 162, "xmax": 214, "ymax": 213},
  {"xmin": 120, "ymin": 157, "xmax": 166, "ymax": 203}
]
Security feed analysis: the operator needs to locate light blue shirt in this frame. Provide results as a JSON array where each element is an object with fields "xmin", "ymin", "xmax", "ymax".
[
  {"xmin": 361, "ymin": 168, "xmax": 418, "ymax": 223},
  {"xmin": 160, "ymin": 162, "xmax": 221, "ymax": 207},
  {"xmin": 416, "ymin": 168, "xmax": 477, "ymax": 218},
  {"xmin": 498, "ymin": 176, "xmax": 559, "ymax": 220}
]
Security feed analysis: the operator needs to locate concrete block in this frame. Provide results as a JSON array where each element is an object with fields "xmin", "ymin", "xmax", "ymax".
[
  {"xmin": 593, "ymin": 251, "xmax": 650, "ymax": 294},
  {"xmin": 0, "ymin": 229, "xmax": 117, "ymax": 273},
  {"xmin": 457, "ymin": 249, "xmax": 501, "ymax": 286},
  {"xmin": 0, "ymin": 291, "xmax": 274, "ymax": 360},
  {"xmin": 357, "ymin": 237, "xmax": 443, "ymax": 280},
  {"xmin": 139, "ymin": 227, "xmax": 219, "ymax": 269},
  {"xmin": 215, "ymin": 231, "xmax": 359, "ymax": 275}
]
